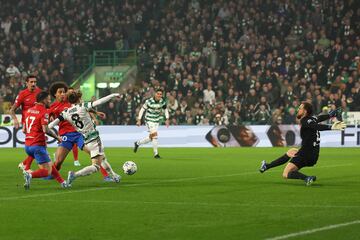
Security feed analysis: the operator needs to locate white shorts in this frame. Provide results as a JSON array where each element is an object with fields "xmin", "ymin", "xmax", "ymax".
[
  {"xmin": 85, "ymin": 138, "xmax": 104, "ymax": 158},
  {"xmin": 146, "ymin": 122, "xmax": 159, "ymax": 134}
]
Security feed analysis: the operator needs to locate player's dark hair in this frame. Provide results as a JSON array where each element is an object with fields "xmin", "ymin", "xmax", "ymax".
[
  {"xmin": 26, "ymin": 75, "xmax": 37, "ymax": 82},
  {"xmin": 49, "ymin": 81, "xmax": 68, "ymax": 98},
  {"xmin": 68, "ymin": 90, "xmax": 82, "ymax": 104},
  {"xmin": 36, "ymin": 91, "xmax": 49, "ymax": 103},
  {"xmin": 302, "ymin": 102, "xmax": 313, "ymax": 116}
]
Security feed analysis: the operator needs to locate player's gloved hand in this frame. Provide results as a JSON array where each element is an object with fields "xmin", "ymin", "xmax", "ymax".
[
  {"xmin": 329, "ymin": 108, "xmax": 342, "ymax": 121},
  {"xmin": 136, "ymin": 119, "xmax": 141, "ymax": 126},
  {"xmin": 331, "ymin": 121, "xmax": 346, "ymax": 130}
]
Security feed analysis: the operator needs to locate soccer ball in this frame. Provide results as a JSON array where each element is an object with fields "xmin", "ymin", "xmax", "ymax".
[{"xmin": 122, "ymin": 161, "xmax": 137, "ymax": 175}]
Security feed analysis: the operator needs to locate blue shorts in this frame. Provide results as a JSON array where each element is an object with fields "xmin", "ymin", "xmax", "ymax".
[
  {"xmin": 59, "ymin": 132, "xmax": 84, "ymax": 150},
  {"xmin": 25, "ymin": 146, "xmax": 51, "ymax": 165}
]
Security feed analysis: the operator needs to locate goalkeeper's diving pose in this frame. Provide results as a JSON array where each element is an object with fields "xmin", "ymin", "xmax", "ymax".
[{"xmin": 259, "ymin": 102, "xmax": 345, "ymax": 186}]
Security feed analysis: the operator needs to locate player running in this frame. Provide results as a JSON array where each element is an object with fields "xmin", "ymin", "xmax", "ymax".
[
  {"xmin": 48, "ymin": 82, "xmax": 112, "ymax": 181},
  {"xmin": 259, "ymin": 103, "xmax": 345, "ymax": 185},
  {"xmin": 49, "ymin": 90, "xmax": 121, "ymax": 186},
  {"xmin": 10, "ymin": 75, "xmax": 42, "ymax": 171},
  {"xmin": 134, "ymin": 89, "xmax": 169, "ymax": 158},
  {"xmin": 22, "ymin": 91, "xmax": 68, "ymax": 189}
]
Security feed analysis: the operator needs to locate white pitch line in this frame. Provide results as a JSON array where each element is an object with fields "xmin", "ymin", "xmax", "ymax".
[
  {"xmin": 265, "ymin": 220, "xmax": 360, "ymax": 240},
  {"xmin": 0, "ymin": 163, "xmax": 353, "ymax": 201},
  {"xmin": 18, "ymin": 198, "xmax": 360, "ymax": 210}
]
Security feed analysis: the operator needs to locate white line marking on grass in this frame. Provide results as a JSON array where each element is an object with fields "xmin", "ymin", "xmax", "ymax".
[
  {"xmin": 265, "ymin": 220, "xmax": 360, "ymax": 240},
  {"xmin": 0, "ymin": 163, "xmax": 352, "ymax": 201},
  {"xmin": 18, "ymin": 198, "xmax": 360, "ymax": 210}
]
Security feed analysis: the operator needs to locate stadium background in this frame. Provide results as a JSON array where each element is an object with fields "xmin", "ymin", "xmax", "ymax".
[{"xmin": 0, "ymin": 0, "xmax": 359, "ymax": 127}]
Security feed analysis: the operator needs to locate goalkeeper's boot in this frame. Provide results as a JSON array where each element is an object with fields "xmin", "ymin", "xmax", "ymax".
[
  {"xmin": 259, "ymin": 160, "xmax": 267, "ymax": 173},
  {"xmin": 134, "ymin": 142, "xmax": 139, "ymax": 153},
  {"xmin": 305, "ymin": 176, "xmax": 316, "ymax": 186},
  {"xmin": 154, "ymin": 154, "xmax": 161, "ymax": 159}
]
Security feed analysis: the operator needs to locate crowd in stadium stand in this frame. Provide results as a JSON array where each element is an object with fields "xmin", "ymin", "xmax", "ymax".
[{"xmin": 1, "ymin": 0, "xmax": 359, "ymax": 125}]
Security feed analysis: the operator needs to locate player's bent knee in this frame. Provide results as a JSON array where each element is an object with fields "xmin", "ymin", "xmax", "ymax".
[{"xmin": 286, "ymin": 148, "xmax": 298, "ymax": 158}]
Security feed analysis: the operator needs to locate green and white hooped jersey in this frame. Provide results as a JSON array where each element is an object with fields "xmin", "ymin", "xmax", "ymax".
[
  {"xmin": 142, "ymin": 97, "xmax": 167, "ymax": 123},
  {"xmin": 59, "ymin": 102, "xmax": 99, "ymax": 143}
]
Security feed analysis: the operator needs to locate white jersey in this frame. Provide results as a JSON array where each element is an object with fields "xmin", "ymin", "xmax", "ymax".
[{"xmin": 59, "ymin": 102, "xmax": 99, "ymax": 143}]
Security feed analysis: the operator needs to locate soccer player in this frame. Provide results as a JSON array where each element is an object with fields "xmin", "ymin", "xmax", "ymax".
[
  {"xmin": 48, "ymin": 90, "xmax": 121, "ymax": 186},
  {"xmin": 259, "ymin": 103, "xmax": 345, "ymax": 185},
  {"xmin": 22, "ymin": 91, "xmax": 68, "ymax": 189},
  {"xmin": 48, "ymin": 82, "xmax": 112, "ymax": 181},
  {"xmin": 10, "ymin": 75, "xmax": 42, "ymax": 171},
  {"xmin": 134, "ymin": 89, "xmax": 170, "ymax": 159}
]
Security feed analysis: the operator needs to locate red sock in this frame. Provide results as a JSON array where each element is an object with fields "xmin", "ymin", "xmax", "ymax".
[
  {"xmin": 51, "ymin": 165, "xmax": 64, "ymax": 183},
  {"xmin": 100, "ymin": 166, "xmax": 109, "ymax": 177},
  {"xmin": 23, "ymin": 156, "xmax": 35, "ymax": 170},
  {"xmin": 72, "ymin": 144, "xmax": 78, "ymax": 161},
  {"xmin": 31, "ymin": 169, "xmax": 49, "ymax": 178}
]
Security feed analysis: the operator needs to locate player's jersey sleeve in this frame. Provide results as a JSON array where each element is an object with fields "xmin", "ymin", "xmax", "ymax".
[
  {"xmin": 41, "ymin": 112, "xmax": 49, "ymax": 125},
  {"xmin": 301, "ymin": 117, "xmax": 331, "ymax": 131},
  {"xmin": 142, "ymin": 100, "xmax": 149, "ymax": 110},
  {"xmin": 58, "ymin": 110, "xmax": 68, "ymax": 122},
  {"xmin": 14, "ymin": 92, "xmax": 23, "ymax": 108},
  {"xmin": 82, "ymin": 102, "xmax": 94, "ymax": 111}
]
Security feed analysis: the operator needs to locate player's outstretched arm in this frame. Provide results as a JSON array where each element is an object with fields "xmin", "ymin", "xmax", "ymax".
[
  {"xmin": 92, "ymin": 93, "xmax": 120, "ymax": 107},
  {"xmin": 315, "ymin": 108, "xmax": 342, "ymax": 123},
  {"xmin": 302, "ymin": 118, "xmax": 332, "ymax": 131},
  {"xmin": 48, "ymin": 118, "xmax": 61, "ymax": 129},
  {"xmin": 315, "ymin": 114, "xmax": 331, "ymax": 123},
  {"xmin": 42, "ymin": 125, "xmax": 61, "ymax": 142}
]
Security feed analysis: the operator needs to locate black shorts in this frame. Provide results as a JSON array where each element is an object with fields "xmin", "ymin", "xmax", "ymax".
[{"xmin": 290, "ymin": 152, "xmax": 319, "ymax": 169}]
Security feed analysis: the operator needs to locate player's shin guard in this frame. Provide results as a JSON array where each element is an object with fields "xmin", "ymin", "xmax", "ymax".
[
  {"xmin": 31, "ymin": 169, "xmax": 49, "ymax": 178},
  {"xmin": 287, "ymin": 171, "xmax": 308, "ymax": 180},
  {"xmin": 266, "ymin": 154, "xmax": 290, "ymax": 169},
  {"xmin": 74, "ymin": 164, "xmax": 99, "ymax": 177},
  {"xmin": 72, "ymin": 144, "xmax": 79, "ymax": 161},
  {"xmin": 51, "ymin": 165, "xmax": 64, "ymax": 183},
  {"xmin": 137, "ymin": 137, "xmax": 151, "ymax": 145},
  {"xmin": 152, "ymin": 137, "xmax": 158, "ymax": 156},
  {"xmin": 23, "ymin": 156, "xmax": 35, "ymax": 170}
]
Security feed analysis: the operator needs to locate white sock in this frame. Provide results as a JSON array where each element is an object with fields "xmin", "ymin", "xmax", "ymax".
[
  {"xmin": 152, "ymin": 138, "xmax": 158, "ymax": 155},
  {"xmin": 75, "ymin": 165, "xmax": 99, "ymax": 177},
  {"xmin": 137, "ymin": 137, "xmax": 151, "ymax": 145},
  {"xmin": 101, "ymin": 157, "xmax": 117, "ymax": 177}
]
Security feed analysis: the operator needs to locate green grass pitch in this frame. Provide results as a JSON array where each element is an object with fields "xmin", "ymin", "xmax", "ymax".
[{"xmin": 0, "ymin": 147, "xmax": 359, "ymax": 240}]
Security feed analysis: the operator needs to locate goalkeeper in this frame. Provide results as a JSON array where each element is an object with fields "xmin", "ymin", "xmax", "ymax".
[{"xmin": 259, "ymin": 102, "xmax": 346, "ymax": 186}]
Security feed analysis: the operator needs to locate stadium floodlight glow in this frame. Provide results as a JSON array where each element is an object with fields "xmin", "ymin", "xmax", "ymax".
[
  {"xmin": 109, "ymin": 82, "xmax": 121, "ymax": 88},
  {"xmin": 96, "ymin": 82, "xmax": 108, "ymax": 88}
]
